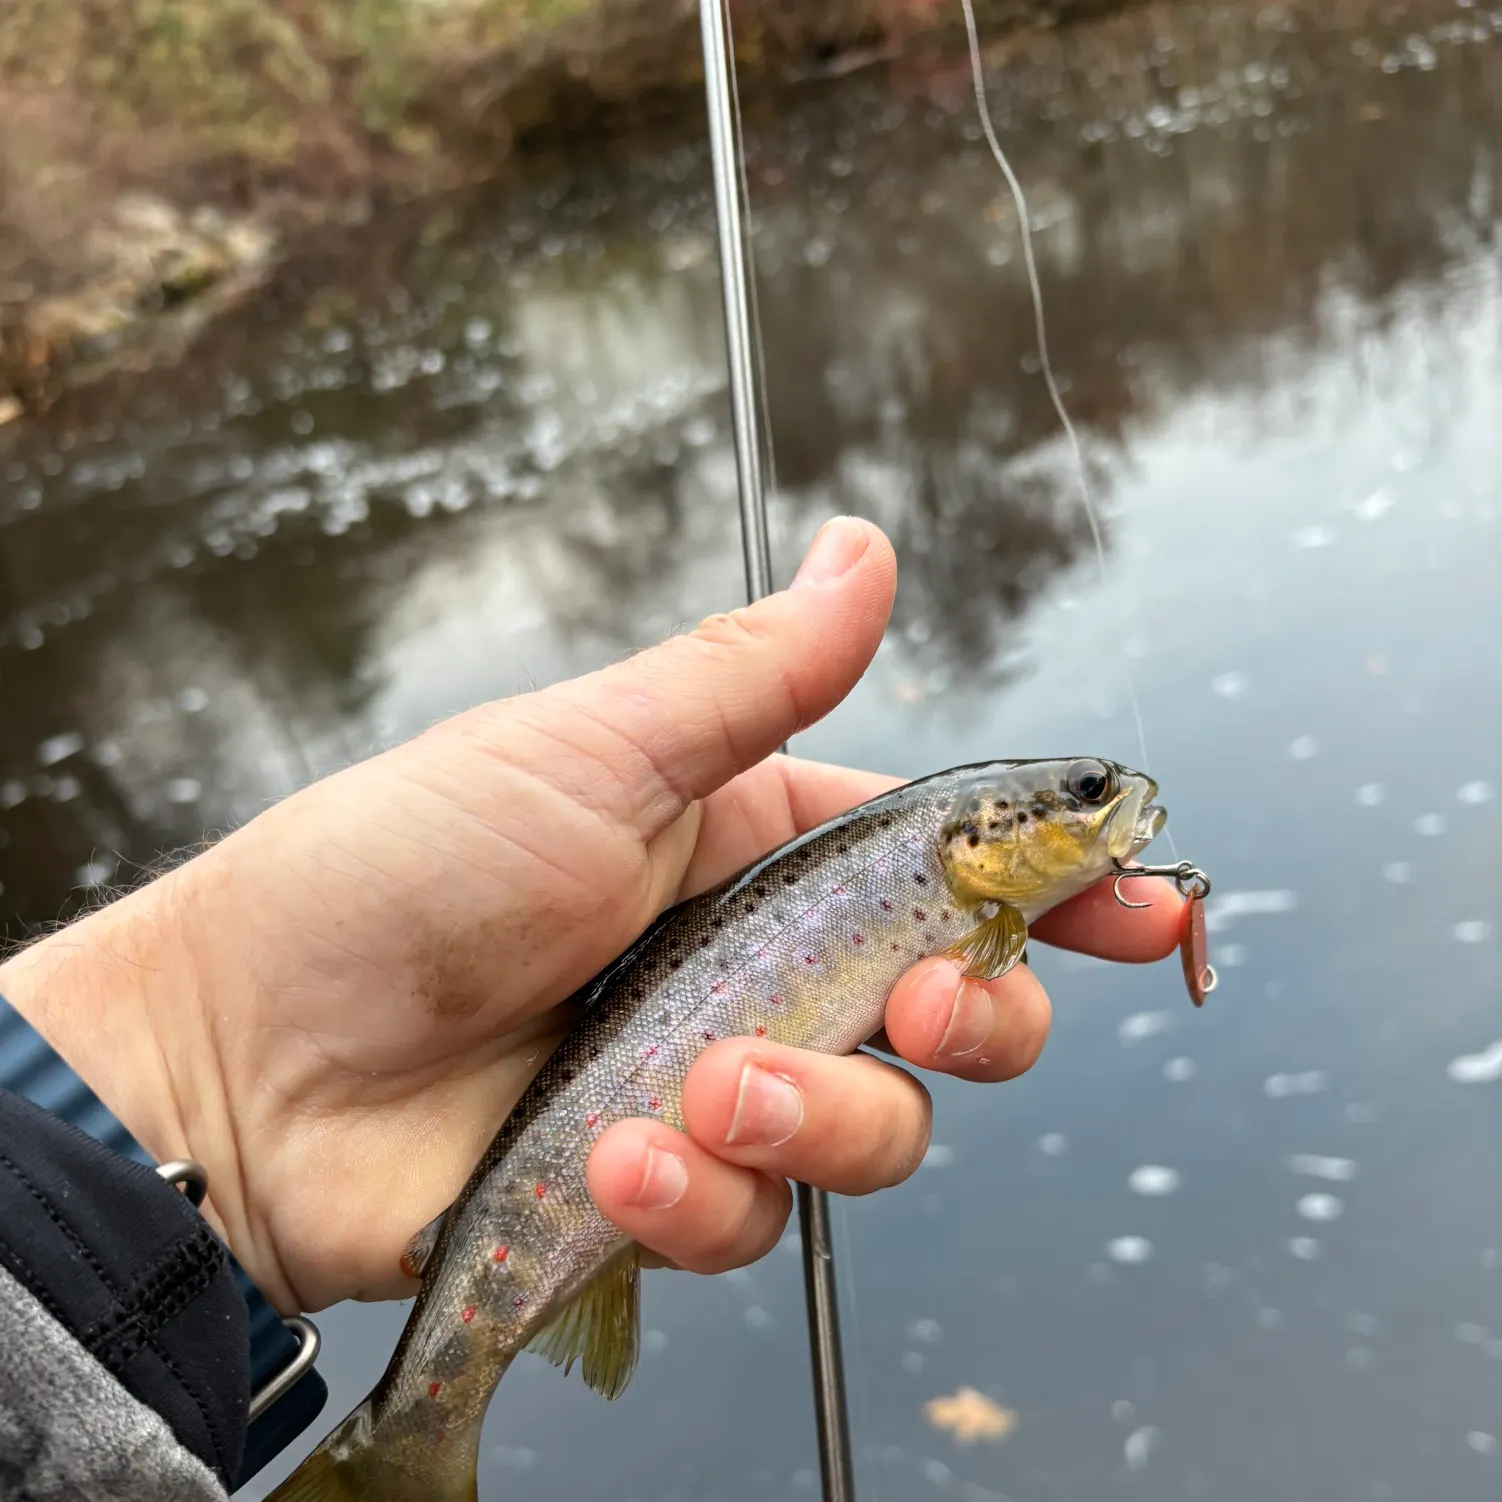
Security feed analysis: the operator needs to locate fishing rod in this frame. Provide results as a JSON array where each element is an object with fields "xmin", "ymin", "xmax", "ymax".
[{"xmin": 694, "ymin": 1, "xmax": 857, "ymax": 1498}]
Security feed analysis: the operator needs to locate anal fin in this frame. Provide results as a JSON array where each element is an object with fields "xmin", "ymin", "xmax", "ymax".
[
  {"xmin": 525, "ymin": 1245, "xmax": 641, "ymax": 1400},
  {"xmin": 944, "ymin": 901, "xmax": 1029, "ymax": 981}
]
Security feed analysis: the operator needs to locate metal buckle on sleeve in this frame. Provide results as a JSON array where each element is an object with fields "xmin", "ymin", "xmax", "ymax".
[{"xmin": 155, "ymin": 1159, "xmax": 323, "ymax": 1422}]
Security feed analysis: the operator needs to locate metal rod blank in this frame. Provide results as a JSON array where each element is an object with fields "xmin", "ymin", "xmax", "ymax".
[{"xmin": 694, "ymin": 2, "xmax": 856, "ymax": 1497}]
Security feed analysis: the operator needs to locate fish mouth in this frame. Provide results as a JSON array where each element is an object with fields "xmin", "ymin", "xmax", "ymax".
[{"xmin": 1106, "ymin": 773, "xmax": 1164, "ymax": 859}]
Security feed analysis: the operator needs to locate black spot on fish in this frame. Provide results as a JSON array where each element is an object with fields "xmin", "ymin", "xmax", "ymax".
[
  {"xmin": 783, "ymin": 872, "xmax": 798, "ymax": 886},
  {"xmin": 1018, "ymin": 811, "xmax": 1029, "ymax": 824},
  {"xmin": 753, "ymin": 884, "xmax": 768, "ymax": 898},
  {"xmin": 914, "ymin": 908, "xmax": 927, "ymax": 921},
  {"xmin": 914, "ymin": 873, "xmax": 928, "ymax": 886},
  {"xmin": 560, "ymin": 1069, "xmax": 575, "ymax": 1083},
  {"xmin": 669, "ymin": 959, "xmax": 683, "ymax": 970},
  {"xmin": 988, "ymin": 820, "xmax": 1000, "ymax": 832},
  {"xmin": 967, "ymin": 834, "xmax": 980, "ymax": 848},
  {"xmin": 879, "ymin": 815, "xmax": 894, "ymax": 828}
]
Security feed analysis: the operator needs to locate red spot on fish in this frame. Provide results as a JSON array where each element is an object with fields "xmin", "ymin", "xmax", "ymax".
[
  {"xmin": 429, "ymin": 1381, "xmax": 442, "ymax": 1398},
  {"xmin": 832, "ymin": 883, "xmax": 846, "ymax": 896},
  {"xmin": 769, "ymin": 992, "xmax": 784, "ymax": 1008},
  {"xmin": 942, "ymin": 908, "xmax": 952, "ymax": 922},
  {"xmin": 710, "ymin": 979, "xmax": 725, "ymax": 994},
  {"xmin": 880, "ymin": 898, "xmax": 894, "ymax": 913},
  {"xmin": 803, "ymin": 953, "xmax": 819, "ymax": 966},
  {"xmin": 436, "ymin": 1428, "xmax": 448, "ymax": 1444},
  {"xmin": 852, "ymin": 932, "xmax": 866, "ymax": 946},
  {"xmin": 702, "ymin": 1028, "xmax": 716, "ymax": 1041},
  {"xmin": 644, "ymin": 1044, "xmax": 659, "ymax": 1060},
  {"xmin": 647, "ymin": 1097, "xmax": 662, "ymax": 1112},
  {"xmin": 755, "ymin": 1024, "xmax": 767, "ymax": 1037},
  {"xmin": 461, "ymin": 1306, "xmax": 476, "ymax": 1324},
  {"xmin": 534, "ymin": 1182, "xmax": 547, "ymax": 1199},
  {"xmin": 585, "ymin": 1111, "xmax": 599, "ymax": 1128},
  {"xmin": 512, "ymin": 1295, "xmax": 527, "ymax": 1309},
  {"xmin": 890, "ymin": 942, "xmax": 901, "ymax": 952},
  {"xmin": 492, "ymin": 1245, "xmax": 510, "ymax": 1263},
  {"xmin": 913, "ymin": 908, "xmax": 927, "ymax": 922}
]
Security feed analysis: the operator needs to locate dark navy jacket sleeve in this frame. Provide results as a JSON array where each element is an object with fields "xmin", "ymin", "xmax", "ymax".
[{"xmin": 0, "ymin": 1085, "xmax": 251, "ymax": 1489}]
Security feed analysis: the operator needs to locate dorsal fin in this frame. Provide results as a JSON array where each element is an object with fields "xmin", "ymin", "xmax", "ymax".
[{"xmin": 525, "ymin": 1246, "xmax": 641, "ymax": 1400}]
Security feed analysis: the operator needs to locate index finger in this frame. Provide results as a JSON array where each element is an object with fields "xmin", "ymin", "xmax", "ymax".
[{"xmin": 1029, "ymin": 874, "xmax": 1182, "ymax": 962}]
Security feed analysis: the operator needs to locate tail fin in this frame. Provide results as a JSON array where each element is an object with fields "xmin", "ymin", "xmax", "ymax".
[{"xmin": 264, "ymin": 1398, "xmax": 480, "ymax": 1502}]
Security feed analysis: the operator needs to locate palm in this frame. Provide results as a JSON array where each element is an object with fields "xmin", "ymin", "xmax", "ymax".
[{"xmin": 183, "ymin": 738, "xmax": 891, "ymax": 1312}]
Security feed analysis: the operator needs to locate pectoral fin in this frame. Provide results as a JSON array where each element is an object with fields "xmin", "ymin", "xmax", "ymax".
[
  {"xmin": 525, "ymin": 1245, "xmax": 641, "ymax": 1400},
  {"xmin": 945, "ymin": 902, "xmax": 1029, "ymax": 981},
  {"xmin": 398, "ymin": 1208, "xmax": 447, "ymax": 1281}
]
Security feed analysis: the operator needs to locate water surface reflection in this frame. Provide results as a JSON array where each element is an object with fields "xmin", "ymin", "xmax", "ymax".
[{"xmin": 1, "ymin": 4, "xmax": 1499, "ymax": 1498}]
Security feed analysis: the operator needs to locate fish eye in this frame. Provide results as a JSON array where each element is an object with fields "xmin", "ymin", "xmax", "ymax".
[{"xmin": 1067, "ymin": 759, "xmax": 1114, "ymax": 804}]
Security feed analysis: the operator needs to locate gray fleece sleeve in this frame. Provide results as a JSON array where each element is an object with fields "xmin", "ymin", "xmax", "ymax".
[{"xmin": 0, "ymin": 1263, "xmax": 228, "ymax": 1502}]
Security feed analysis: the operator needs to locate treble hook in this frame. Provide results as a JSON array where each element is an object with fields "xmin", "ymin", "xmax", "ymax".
[
  {"xmin": 1112, "ymin": 858, "xmax": 1218, "ymax": 1004},
  {"xmin": 1111, "ymin": 858, "xmax": 1213, "ymax": 909}
]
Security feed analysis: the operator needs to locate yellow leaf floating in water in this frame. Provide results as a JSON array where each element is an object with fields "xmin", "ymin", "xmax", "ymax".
[{"xmin": 923, "ymin": 1386, "xmax": 1018, "ymax": 1445}]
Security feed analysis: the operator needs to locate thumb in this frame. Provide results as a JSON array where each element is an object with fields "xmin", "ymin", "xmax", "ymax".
[{"xmin": 485, "ymin": 515, "xmax": 896, "ymax": 839}]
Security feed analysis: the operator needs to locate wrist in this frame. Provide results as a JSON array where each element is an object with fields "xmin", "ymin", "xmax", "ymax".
[{"xmin": 0, "ymin": 871, "xmax": 205, "ymax": 1199}]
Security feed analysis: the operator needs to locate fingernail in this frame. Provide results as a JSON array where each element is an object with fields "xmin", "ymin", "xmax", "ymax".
[
  {"xmin": 631, "ymin": 1146, "xmax": 688, "ymax": 1209},
  {"xmin": 790, "ymin": 516, "xmax": 869, "ymax": 589},
  {"xmin": 937, "ymin": 979, "xmax": 995, "ymax": 1059},
  {"xmin": 726, "ymin": 1063, "xmax": 804, "ymax": 1146}
]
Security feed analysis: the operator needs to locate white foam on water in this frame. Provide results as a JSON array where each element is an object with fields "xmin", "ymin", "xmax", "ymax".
[
  {"xmin": 1382, "ymin": 861, "xmax": 1414, "ymax": 884},
  {"xmin": 36, "ymin": 731, "xmax": 85, "ymax": 767},
  {"xmin": 1038, "ymin": 1132, "xmax": 1069, "ymax": 1156},
  {"xmin": 1288, "ymin": 1238, "xmax": 1321, "ymax": 1259},
  {"xmin": 1287, "ymin": 1154, "xmax": 1357, "ymax": 1182},
  {"xmin": 1466, "ymin": 1432, "xmax": 1497, "ymax": 1455},
  {"xmin": 1107, "ymin": 1236, "xmax": 1153, "ymax": 1265},
  {"xmin": 1211, "ymin": 671, "xmax": 1248, "ymax": 700},
  {"xmin": 1129, "ymin": 1165, "xmax": 1181, "ymax": 1197},
  {"xmin": 1163, "ymin": 1057, "xmax": 1197, "ymax": 1082},
  {"xmin": 1457, "ymin": 780, "xmax": 1495, "ymax": 804},
  {"xmin": 1201, "ymin": 883, "xmax": 1297, "ymax": 931},
  {"xmin": 1355, "ymin": 782, "xmax": 1386, "ymax": 806},
  {"xmin": 1118, "ymin": 1011, "xmax": 1172, "ymax": 1046},
  {"xmin": 1415, "ymin": 813, "xmax": 1448, "ymax": 836},
  {"xmin": 1293, "ymin": 524, "xmax": 1337, "ymax": 548},
  {"xmin": 1288, "ymin": 735, "xmax": 1320, "ymax": 760},
  {"xmin": 1453, "ymin": 920, "xmax": 1493, "ymax": 944},
  {"xmin": 1123, "ymin": 1426, "xmax": 1159, "ymax": 1470},
  {"xmin": 1265, "ymin": 1070, "xmax": 1328, "ymax": 1098},
  {"xmin": 1447, "ymin": 1042, "xmax": 1502, "ymax": 1083},
  {"xmin": 1297, "ymin": 1193, "xmax": 1344, "ymax": 1222}
]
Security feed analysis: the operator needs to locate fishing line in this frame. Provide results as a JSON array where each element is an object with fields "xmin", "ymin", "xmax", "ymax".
[{"xmin": 957, "ymin": 0, "xmax": 1177, "ymax": 858}]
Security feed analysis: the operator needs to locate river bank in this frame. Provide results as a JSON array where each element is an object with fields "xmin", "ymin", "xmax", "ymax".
[{"xmin": 0, "ymin": 0, "xmax": 1472, "ymax": 418}]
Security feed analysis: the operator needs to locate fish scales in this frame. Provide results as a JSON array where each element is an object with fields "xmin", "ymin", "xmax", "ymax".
[
  {"xmin": 394, "ymin": 781, "xmax": 953, "ymax": 1411},
  {"xmin": 268, "ymin": 757, "xmax": 1168, "ymax": 1501}
]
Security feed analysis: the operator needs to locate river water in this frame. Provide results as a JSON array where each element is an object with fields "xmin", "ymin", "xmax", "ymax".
[{"xmin": 2, "ymin": 3, "xmax": 1500, "ymax": 1498}]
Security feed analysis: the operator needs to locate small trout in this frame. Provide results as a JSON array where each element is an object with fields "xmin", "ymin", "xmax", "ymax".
[{"xmin": 269, "ymin": 757, "xmax": 1170, "ymax": 1501}]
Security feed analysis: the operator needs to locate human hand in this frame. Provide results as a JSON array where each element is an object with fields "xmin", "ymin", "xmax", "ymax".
[{"xmin": 0, "ymin": 516, "xmax": 1181, "ymax": 1315}]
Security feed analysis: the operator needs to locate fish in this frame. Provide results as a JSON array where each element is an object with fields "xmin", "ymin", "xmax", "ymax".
[{"xmin": 266, "ymin": 756, "xmax": 1171, "ymax": 1502}]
